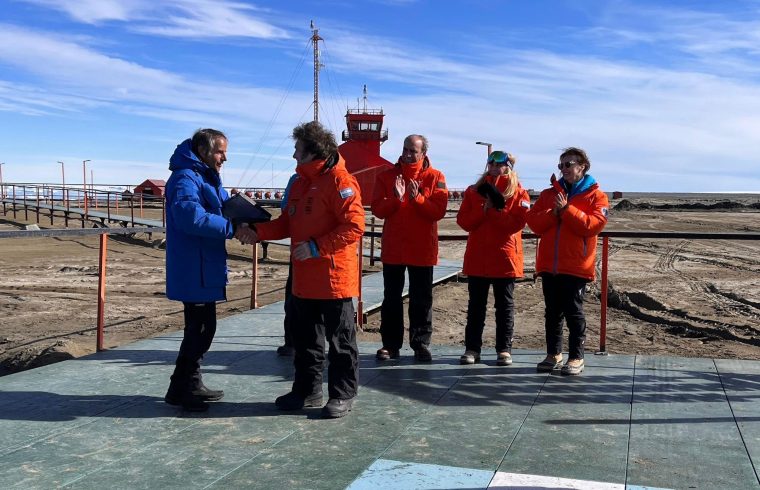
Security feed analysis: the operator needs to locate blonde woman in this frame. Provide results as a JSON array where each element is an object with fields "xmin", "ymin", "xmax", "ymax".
[{"xmin": 456, "ymin": 151, "xmax": 530, "ymax": 366}]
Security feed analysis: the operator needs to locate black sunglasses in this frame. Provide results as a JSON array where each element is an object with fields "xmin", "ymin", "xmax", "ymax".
[{"xmin": 558, "ymin": 161, "xmax": 580, "ymax": 169}]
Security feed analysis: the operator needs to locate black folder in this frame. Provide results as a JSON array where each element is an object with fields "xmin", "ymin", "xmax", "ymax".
[{"xmin": 222, "ymin": 193, "xmax": 272, "ymax": 225}]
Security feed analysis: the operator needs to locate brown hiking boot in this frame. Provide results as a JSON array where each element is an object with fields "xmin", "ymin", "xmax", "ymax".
[
  {"xmin": 376, "ymin": 348, "xmax": 400, "ymax": 361},
  {"xmin": 496, "ymin": 351, "xmax": 513, "ymax": 366},
  {"xmin": 561, "ymin": 358, "xmax": 585, "ymax": 375},
  {"xmin": 459, "ymin": 350, "xmax": 480, "ymax": 365},
  {"xmin": 536, "ymin": 354, "xmax": 563, "ymax": 372}
]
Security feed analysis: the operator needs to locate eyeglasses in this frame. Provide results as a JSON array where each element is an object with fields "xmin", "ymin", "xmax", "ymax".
[
  {"xmin": 558, "ymin": 161, "xmax": 580, "ymax": 169},
  {"xmin": 487, "ymin": 151, "xmax": 512, "ymax": 167}
]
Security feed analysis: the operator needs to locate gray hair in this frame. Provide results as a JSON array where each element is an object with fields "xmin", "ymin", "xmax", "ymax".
[
  {"xmin": 191, "ymin": 128, "xmax": 227, "ymax": 159},
  {"xmin": 404, "ymin": 134, "xmax": 429, "ymax": 154}
]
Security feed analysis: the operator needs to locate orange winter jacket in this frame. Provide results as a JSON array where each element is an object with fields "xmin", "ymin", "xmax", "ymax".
[
  {"xmin": 256, "ymin": 154, "xmax": 365, "ymax": 299},
  {"xmin": 457, "ymin": 175, "xmax": 530, "ymax": 278},
  {"xmin": 371, "ymin": 157, "xmax": 447, "ymax": 266},
  {"xmin": 526, "ymin": 175, "xmax": 609, "ymax": 281}
]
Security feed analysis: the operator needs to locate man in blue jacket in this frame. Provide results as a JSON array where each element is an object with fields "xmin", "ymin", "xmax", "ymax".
[{"xmin": 164, "ymin": 128, "xmax": 249, "ymax": 412}]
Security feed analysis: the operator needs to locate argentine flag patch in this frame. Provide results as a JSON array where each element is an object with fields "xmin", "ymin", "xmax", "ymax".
[
  {"xmin": 520, "ymin": 200, "xmax": 530, "ymax": 209},
  {"xmin": 339, "ymin": 187, "xmax": 355, "ymax": 199}
]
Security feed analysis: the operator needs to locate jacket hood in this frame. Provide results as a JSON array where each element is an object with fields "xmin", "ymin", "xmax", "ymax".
[
  {"xmin": 297, "ymin": 152, "xmax": 345, "ymax": 181},
  {"xmin": 169, "ymin": 139, "xmax": 209, "ymax": 173}
]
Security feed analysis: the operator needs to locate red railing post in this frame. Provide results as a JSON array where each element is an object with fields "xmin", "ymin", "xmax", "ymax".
[
  {"xmin": 598, "ymin": 236, "xmax": 609, "ymax": 354},
  {"xmin": 357, "ymin": 239, "xmax": 364, "ymax": 328},
  {"xmin": 96, "ymin": 233, "xmax": 108, "ymax": 351},
  {"xmin": 369, "ymin": 217, "xmax": 376, "ymax": 266},
  {"xmin": 250, "ymin": 243, "xmax": 258, "ymax": 309}
]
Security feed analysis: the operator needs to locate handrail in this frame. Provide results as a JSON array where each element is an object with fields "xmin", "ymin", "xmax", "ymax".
[{"xmin": 0, "ymin": 226, "xmax": 165, "ymax": 352}]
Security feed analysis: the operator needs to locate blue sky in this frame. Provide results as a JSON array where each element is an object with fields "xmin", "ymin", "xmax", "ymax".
[{"xmin": 2, "ymin": 0, "xmax": 760, "ymax": 192}]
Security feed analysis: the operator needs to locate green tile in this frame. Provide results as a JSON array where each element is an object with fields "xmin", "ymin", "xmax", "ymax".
[{"xmin": 627, "ymin": 356, "xmax": 758, "ymax": 489}]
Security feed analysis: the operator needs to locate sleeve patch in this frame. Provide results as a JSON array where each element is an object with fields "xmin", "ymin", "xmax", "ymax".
[
  {"xmin": 602, "ymin": 207, "xmax": 609, "ymax": 217},
  {"xmin": 339, "ymin": 187, "xmax": 355, "ymax": 199},
  {"xmin": 436, "ymin": 181, "xmax": 447, "ymax": 189},
  {"xmin": 520, "ymin": 200, "xmax": 530, "ymax": 209}
]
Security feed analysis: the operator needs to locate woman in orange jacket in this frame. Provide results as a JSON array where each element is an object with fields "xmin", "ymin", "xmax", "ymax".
[
  {"xmin": 526, "ymin": 147, "xmax": 608, "ymax": 375},
  {"xmin": 456, "ymin": 151, "xmax": 530, "ymax": 366}
]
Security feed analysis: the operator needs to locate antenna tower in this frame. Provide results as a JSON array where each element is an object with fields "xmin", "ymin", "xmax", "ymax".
[{"xmin": 310, "ymin": 20, "xmax": 323, "ymax": 123}]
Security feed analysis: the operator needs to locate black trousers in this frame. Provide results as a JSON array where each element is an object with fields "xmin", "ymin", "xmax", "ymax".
[
  {"xmin": 170, "ymin": 302, "xmax": 217, "ymax": 393},
  {"xmin": 291, "ymin": 296, "xmax": 359, "ymax": 400},
  {"xmin": 541, "ymin": 274, "xmax": 588, "ymax": 360},
  {"xmin": 282, "ymin": 262, "xmax": 294, "ymax": 347},
  {"xmin": 380, "ymin": 264, "xmax": 433, "ymax": 351},
  {"xmin": 465, "ymin": 276, "xmax": 515, "ymax": 354}
]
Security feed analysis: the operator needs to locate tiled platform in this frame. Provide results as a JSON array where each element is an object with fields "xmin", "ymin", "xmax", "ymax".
[{"xmin": 1, "ymin": 299, "xmax": 759, "ymax": 488}]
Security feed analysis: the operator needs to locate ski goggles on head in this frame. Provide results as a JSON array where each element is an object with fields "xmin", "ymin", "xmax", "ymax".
[{"xmin": 487, "ymin": 151, "xmax": 512, "ymax": 167}]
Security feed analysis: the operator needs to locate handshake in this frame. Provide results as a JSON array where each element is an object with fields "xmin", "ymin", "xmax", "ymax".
[
  {"xmin": 234, "ymin": 223, "xmax": 259, "ymax": 245},
  {"xmin": 233, "ymin": 224, "xmax": 318, "ymax": 261}
]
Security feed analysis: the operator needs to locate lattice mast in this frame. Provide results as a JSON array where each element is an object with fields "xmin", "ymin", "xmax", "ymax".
[{"xmin": 311, "ymin": 20, "xmax": 323, "ymax": 123}]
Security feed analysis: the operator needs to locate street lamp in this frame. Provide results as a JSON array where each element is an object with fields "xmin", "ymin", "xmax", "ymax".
[
  {"xmin": 83, "ymin": 159, "xmax": 91, "ymax": 214},
  {"xmin": 475, "ymin": 141, "xmax": 492, "ymax": 157},
  {"xmin": 0, "ymin": 162, "xmax": 5, "ymax": 199}
]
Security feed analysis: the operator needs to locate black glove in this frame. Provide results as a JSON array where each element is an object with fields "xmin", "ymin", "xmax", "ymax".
[{"xmin": 476, "ymin": 182, "xmax": 505, "ymax": 210}]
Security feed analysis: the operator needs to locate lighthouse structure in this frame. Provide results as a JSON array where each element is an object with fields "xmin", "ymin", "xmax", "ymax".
[{"xmin": 338, "ymin": 85, "xmax": 394, "ymax": 200}]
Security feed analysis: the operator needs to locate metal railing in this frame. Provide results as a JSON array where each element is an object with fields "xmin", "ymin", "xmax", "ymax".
[
  {"xmin": 3, "ymin": 210, "xmax": 758, "ymax": 355},
  {"xmin": 0, "ymin": 227, "xmax": 165, "ymax": 352},
  {"xmin": 0, "ymin": 183, "xmax": 165, "ymax": 228}
]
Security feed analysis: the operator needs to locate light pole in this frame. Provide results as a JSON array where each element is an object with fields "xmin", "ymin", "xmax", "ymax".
[
  {"xmin": 475, "ymin": 141, "xmax": 492, "ymax": 157},
  {"xmin": 83, "ymin": 159, "xmax": 91, "ymax": 214},
  {"xmin": 0, "ymin": 162, "xmax": 4, "ymax": 199}
]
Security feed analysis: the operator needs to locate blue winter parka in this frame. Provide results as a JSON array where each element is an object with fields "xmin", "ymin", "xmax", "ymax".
[{"xmin": 165, "ymin": 139, "xmax": 234, "ymax": 302}]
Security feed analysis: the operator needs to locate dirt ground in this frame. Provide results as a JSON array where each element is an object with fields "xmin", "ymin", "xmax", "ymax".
[{"xmin": 1, "ymin": 194, "xmax": 759, "ymax": 376}]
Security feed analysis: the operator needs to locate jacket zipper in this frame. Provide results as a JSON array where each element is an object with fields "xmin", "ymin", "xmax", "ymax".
[{"xmin": 552, "ymin": 221, "xmax": 561, "ymax": 274}]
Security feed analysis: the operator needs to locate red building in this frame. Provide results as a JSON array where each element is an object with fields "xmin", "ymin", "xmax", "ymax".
[
  {"xmin": 133, "ymin": 179, "xmax": 166, "ymax": 199},
  {"xmin": 339, "ymin": 94, "xmax": 394, "ymax": 201}
]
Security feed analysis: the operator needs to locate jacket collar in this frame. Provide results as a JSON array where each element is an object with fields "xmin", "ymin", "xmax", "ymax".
[{"xmin": 560, "ymin": 174, "xmax": 597, "ymax": 198}]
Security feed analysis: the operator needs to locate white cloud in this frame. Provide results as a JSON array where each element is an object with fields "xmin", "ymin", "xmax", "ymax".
[
  {"xmin": 19, "ymin": 0, "xmax": 289, "ymax": 39},
  {"xmin": 0, "ymin": 24, "xmax": 301, "ymax": 119},
  {"xmin": 322, "ymin": 28, "xmax": 760, "ymax": 191},
  {"xmin": 21, "ymin": 0, "xmax": 137, "ymax": 23}
]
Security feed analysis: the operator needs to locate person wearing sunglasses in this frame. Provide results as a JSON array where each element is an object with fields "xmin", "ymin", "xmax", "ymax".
[
  {"xmin": 456, "ymin": 151, "xmax": 530, "ymax": 366},
  {"xmin": 371, "ymin": 134, "xmax": 448, "ymax": 363},
  {"xmin": 526, "ymin": 147, "xmax": 608, "ymax": 375}
]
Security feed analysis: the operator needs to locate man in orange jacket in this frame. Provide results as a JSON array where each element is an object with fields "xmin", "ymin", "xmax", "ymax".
[
  {"xmin": 252, "ymin": 121, "xmax": 365, "ymax": 418},
  {"xmin": 371, "ymin": 134, "xmax": 447, "ymax": 362}
]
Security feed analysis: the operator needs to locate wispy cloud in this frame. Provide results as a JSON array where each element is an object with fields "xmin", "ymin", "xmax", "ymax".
[
  {"xmin": 19, "ymin": 0, "xmax": 290, "ymax": 39},
  {"xmin": 321, "ymin": 22, "xmax": 760, "ymax": 191},
  {"xmin": 0, "ymin": 24, "xmax": 300, "ymax": 117}
]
